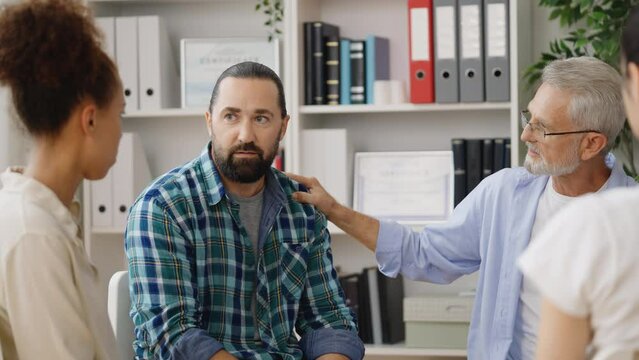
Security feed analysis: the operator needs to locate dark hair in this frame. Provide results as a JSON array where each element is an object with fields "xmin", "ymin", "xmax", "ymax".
[
  {"xmin": 208, "ymin": 61, "xmax": 287, "ymax": 118},
  {"xmin": 0, "ymin": 0, "xmax": 119, "ymax": 137},
  {"xmin": 622, "ymin": 6, "xmax": 639, "ymax": 68}
]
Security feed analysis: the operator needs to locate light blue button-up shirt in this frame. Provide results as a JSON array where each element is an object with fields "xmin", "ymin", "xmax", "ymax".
[{"xmin": 375, "ymin": 155, "xmax": 635, "ymax": 360}]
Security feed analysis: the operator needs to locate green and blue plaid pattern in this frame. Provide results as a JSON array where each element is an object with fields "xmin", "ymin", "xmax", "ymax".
[{"xmin": 125, "ymin": 145, "xmax": 357, "ymax": 359}]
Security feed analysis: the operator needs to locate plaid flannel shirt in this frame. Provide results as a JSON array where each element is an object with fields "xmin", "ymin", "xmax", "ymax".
[{"xmin": 125, "ymin": 144, "xmax": 363, "ymax": 359}]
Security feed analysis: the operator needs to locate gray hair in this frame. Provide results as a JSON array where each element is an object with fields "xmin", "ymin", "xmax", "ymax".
[{"xmin": 541, "ymin": 56, "xmax": 625, "ymax": 153}]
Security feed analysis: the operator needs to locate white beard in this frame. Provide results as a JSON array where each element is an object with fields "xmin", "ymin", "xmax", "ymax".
[{"xmin": 524, "ymin": 141, "xmax": 581, "ymax": 176}]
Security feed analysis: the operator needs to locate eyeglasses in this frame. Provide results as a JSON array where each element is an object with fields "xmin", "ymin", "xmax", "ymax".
[{"xmin": 520, "ymin": 110, "xmax": 602, "ymax": 138}]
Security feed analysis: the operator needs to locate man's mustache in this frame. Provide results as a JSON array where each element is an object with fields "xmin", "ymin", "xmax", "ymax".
[
  {"xmin": 526, "ymin": 142, "xmax": 539, "ymax": 154},
  {"xmin": 230, "ymin": 142, "xmax": 264, "ymax": 157}
]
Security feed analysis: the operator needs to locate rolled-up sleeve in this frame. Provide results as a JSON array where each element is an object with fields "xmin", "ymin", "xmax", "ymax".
[
  {"xmin": 126, "ymin": 197, "xmax": 222, "ymax": 359},
  {"xmin": 300, "ymin": 328, "xmax": 365, "ymax": 360}
]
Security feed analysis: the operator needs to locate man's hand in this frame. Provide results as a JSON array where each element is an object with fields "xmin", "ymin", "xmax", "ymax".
[
  {"xmin": 209, "ymin": 350, "xmax": 237, "ymax": 360},
  {"xmin": 287, "ymin": 172, "xmax": 380, "ymax": 251},
  {"xmin": 287, "ymin": 173, "xmax": 339, "ymax": 220}
]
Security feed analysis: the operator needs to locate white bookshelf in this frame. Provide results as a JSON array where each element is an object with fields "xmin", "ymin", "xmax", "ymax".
[
  {"xmin": 365, "ymin": 344, "xmax": 466, "ymax": 357},
  {"xmin": 122, "ymin": 108, "xmax": 203, "ymax": 119},
  {"xmin": 78, "ymin": 0, "xmax": 534, "ymax": 357},
  {"xmin": 283, "ymin": 0, "xmax": 532, "ymax": 356},
  {"xmin": 92, "ymin": 227, "xmax": 127, "ymax": 235},
  {"xmin": 284, "ymin": 0, "xmax": 531, "ymax": 173}
]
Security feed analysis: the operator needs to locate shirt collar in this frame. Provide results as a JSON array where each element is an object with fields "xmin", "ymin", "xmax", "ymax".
[
  {"xmin": 1, "ymin": 168, "xmax": 81, "ymax": 242},
  {"xmin": 198, "ymin": 142, "xmax": 287, "ymax": 207},
  {"xmin": 605, "ymin": 152, "xmax": 631, "ymax": 188}
]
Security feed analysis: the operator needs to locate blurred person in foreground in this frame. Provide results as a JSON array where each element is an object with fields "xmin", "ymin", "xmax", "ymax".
[
  {"xmin": 518, "ymin": 7, "xmax": 639, "ymax": 360},
  {"xmin": 0, "ymin": 0, "xmax": 124, "ymax": 358}
]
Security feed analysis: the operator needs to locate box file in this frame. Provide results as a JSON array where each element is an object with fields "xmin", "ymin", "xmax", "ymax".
[
  {"xmin": 459, "ymin": 0, "xmax": 485, "ymax": 102},
  {"xmin": 111, "ymin": 133, "xmax": 152, "ymax": 230},
  {"xmin": 115, "ymin": 17, "xmax": 139, "ymax": 113},
  {"xmin": 484, "ymin": 0, "xmax": 510, "ymax": 101},
  {"xmin": 95, "ymin": 17, "xmax": 116, "ymax": 60},
  {"xmin": 138, "ymin": 16, "xmax": 179, "ymax": 110},
  {"xmin": 434, "ymin": 0, "xmax": 459, "ymax": 103},
  {"xmin": 408, "ymin": 0, "xmax": 435, "ymax": 103},
  {"xmin": 91, "ymin": 171, "xmax": 114, "ymax": 227},
  {"xmin": 365, "ymin": 36, "xmax": 390, "ymax": 104}
]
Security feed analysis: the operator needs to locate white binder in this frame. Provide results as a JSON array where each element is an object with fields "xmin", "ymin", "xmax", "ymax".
[
  {"xmin": 91, "ymin": 171, "xmax": 114, "ymax": 227},
  {"xmin": 301, "ymin": 129, "xmax": 352, "ymax": 207},
  {"xmin": 434, "ymin": 0, "xmax": 459, "ymax": 103},
  {"xmin": 115, "ymin": 17, "xmax": 139, "ymax": 113},
  {"xmin": 95, "ymin": 17, "xmax": 116, "ymax": 60},
  {"xmin": 137, "ymin": 16, "xmax": 179, "ymax": 110},
  {"xmin": 458, "ymin": 0, "xmax": 485, "ymax": 102},
  {"xmin": 484, "ymin": 0, "xmax": 510, "ymax": 101},
  {"xmin": 111, "ymin": 133, "xmax": 152, "ymax": 230}
]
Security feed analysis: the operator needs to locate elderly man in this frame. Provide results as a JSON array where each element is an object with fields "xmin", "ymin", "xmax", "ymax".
[
  {"xmin": 289, "ymin": 56, "xmax": 636, "ymax": 360},
  {"xmin": 126, "ymin": 62, "xmax": 364, "ymax": 360}
]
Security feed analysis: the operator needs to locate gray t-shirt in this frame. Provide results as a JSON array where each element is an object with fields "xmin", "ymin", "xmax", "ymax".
[
  {"xmin": 228, "ymin": 190, "xmax": 264, "ymax": 256},
  {"xmin": 227, "ymin": 189, "xmax": 264, "ymax": 340}
]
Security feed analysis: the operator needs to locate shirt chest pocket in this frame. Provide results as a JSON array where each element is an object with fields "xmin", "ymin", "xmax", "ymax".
[{"xmin": 278, "ymin": 241, "xmax": 311, "ymax": 302}]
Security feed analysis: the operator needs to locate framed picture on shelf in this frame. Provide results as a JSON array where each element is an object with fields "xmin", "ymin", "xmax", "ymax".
[
  {"xmin": 353, "ymin": 151, "xmax": 454, "ymax": 223},
  {"xmin": 180, "ymin": 38, "xmax": 280, "ymax": 109}
]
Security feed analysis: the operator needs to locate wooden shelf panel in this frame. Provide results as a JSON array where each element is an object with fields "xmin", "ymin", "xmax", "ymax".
[
  {"xmin": 300, "ymin": 103, "xmax": 511, "ymax": 115},
  {"xmin": 122, "ymin": 108, "xmax": 204, "ymax": 119},
  {"xmin": 364, "ymin": 344, "xmax": 466, "ymax": 357}
]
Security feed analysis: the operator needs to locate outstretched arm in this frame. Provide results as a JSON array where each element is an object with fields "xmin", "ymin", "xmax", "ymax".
[{"xmin": 287, "ymin": 173, "xmax": 379, "ymax": 251}]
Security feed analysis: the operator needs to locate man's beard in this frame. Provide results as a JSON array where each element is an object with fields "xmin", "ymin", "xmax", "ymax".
[
  {"xmin": 212, "ymin": 138, "xmax": 279, "ymax": 183},
  {"xmin": 524, "ymin": 140, "xmax": 581, "ymax": 176}
]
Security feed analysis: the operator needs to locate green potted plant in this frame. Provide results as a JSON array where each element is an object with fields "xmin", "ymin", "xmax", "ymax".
[
  {"xmin": 255, "ymin": 0, "xmax": 283, "ymax": 41},
  {"xmin": 525, "ymin": 0, "xmax": 639, "ymax": 179}
]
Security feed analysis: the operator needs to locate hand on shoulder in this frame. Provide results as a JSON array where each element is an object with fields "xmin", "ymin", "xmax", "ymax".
[{"xmin": 286, "ymin": 172, "xmax": 339, "ymax": 219}]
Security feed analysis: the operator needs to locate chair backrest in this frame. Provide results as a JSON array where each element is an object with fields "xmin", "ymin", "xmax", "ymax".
[{"xmin": 108, "ymin": 270, "xmax": 135, "ymax": 360}]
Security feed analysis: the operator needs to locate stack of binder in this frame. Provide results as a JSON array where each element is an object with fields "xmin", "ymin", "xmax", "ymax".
[
  {"xmin": 91, "ymin": 133, "xmax": 152, "ymax": 231},
  {"xmin": 452, "ymin": 137, "xmax": 511, "ymax": 206},
  {"xmin": 303, "ymin": 22, "xmax": 391, "ymax": 106},
  {"xmin": 96, "ymin": 16, "xmax": 179, "ymax": 113},
  {"xmin": 408, "ymin": 0, "xmax": 510, "ymax": 104}
]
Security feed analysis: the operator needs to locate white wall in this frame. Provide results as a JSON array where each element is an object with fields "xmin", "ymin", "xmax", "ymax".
[
  {"xmin": 0, "ymin": 87, "xmax": 10, "ymax": 170},
  {"xmin": 0, "ymin": 0, "xmax": 30, "ymax": 171},
  {"xmin": 0, "ymin": 87, "xmax": 29, "ymax": 171},
  {"xmin": 532, "ymin": 6, "xmax": 572, "ymax": 62}
]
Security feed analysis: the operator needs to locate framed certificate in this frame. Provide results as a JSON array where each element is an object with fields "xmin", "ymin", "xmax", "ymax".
[
  {"xmin": 180, "ymin": 38, "xmax": 280, "ymax": 109},
  {"xmin": 353, "ymin": 151, "xmax": 454, "ymax": 222}
]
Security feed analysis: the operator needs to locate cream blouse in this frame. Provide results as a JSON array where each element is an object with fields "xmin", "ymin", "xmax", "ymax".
[{"xmin": 0, "ymin": 169, "xmax": 117, "ymax": 359}]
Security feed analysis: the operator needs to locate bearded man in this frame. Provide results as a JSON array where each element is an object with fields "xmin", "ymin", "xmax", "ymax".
[
  {"xmin": 125, "ymin": 62, "xmax": 364, "ymax": 360},
  {"xmin": 287, "ymin": 56, "xmax": 637, "ymax": 360}
]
